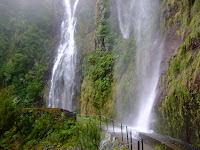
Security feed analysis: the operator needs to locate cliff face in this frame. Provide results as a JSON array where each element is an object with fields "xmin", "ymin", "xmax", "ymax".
[
  {"xmin": 78, "ymin": 0, "xmax": 138, "ymax": 119},
  {"xmin": 155, "ymin": 0, "xmax": 200, "ymax": 146},
  {"xmin": 1, "ymin": 0, "xmax": 197, "ymax": 146},
  {"xmin": 79, "ymin": 0, "xmax": 115, "ymax": 117},
  {"xmin": 71, "ymin": 0, "xmax": 200, "ymax": 146}
]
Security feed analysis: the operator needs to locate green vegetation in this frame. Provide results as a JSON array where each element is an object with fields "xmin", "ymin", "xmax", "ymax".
[
  {"xmin": 0, "ymin": 0, "xmax": 56, "ymax": 107},
  {"xmin": 80, "ymin": 0, "xmax": 138, "ymax": 120},
  {"xmin": 161, "ymin": 0, "xmax": 200, "ymax": 38},
  {"xmin": 0, "ymin": 112, "xmax": 100, "ymax": 149},
  {"xmin": 154, "ymin": 145, "xmax": 168, "ymax": 150},
  {"xmin": 95, "ymin": 0, "xmax": 112, "ymax": 51},
  {"xmin": 82, "ymin": 50, "xmax": 114, "ymax": 109},
  {"xmin": 159, "ymin": 0, "xmax": 200, "ymax": 146},
  {"xmin": 1, "ymin": 0, "xmax": 200, "ymax": 148},
  {"xmin": 0, "ymin": 87, "xmax": 18, "ymax": 133},
  {"xmin": 0, "ymin": 0, "xmax": 102, "ymax": 148},
  {"xmin": 98, "ymin": 16, "xmax": 112, "ymax": 45},
  {"xmin": 77, "ymin": 116, "xmax": 100, "ymax": 123},
  {"xmin": 81, "ymin": 0, "xmax": 115, "ymax": 117}
]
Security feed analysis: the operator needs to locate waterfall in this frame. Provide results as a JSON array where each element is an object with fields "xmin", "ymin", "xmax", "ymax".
[
  {"xmin": 48, "ymin": 0, "xmax": 79, "ymax": 111},
  {"xmin": 116, "ymin": 0, "xmax": 134, "ymax": 39},
  {"xmin": 116, "ymin": 0, "xmax": 163, "ymax": 132}
]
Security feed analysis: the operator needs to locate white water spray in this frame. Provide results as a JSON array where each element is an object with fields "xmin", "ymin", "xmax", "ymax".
[
  {"xmin": 48, "ymin": 0, "xmax": 79, "ymax": 111},
  {"xmin": 116, "ymin": 0, "xmax": 134, "ymax": 39},
  {"xmin": 116, "ymin": 0, "xmax": 163, "ymax": 132}
]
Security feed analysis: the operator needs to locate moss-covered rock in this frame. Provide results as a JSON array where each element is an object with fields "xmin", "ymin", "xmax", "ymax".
[
  {"xmin": 80, "ymin": 0, "xmax": 115, "ymax": 117},
  {"xmin": 157, "ymin": 0, "xmax": 200, "ymax": 146}
]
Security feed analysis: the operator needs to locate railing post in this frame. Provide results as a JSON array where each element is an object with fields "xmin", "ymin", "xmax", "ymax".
[
  {"xmin": 106, "ymin": 118, "xmax": 108, "ymax": 131},
  {"xmin": 130, "ymin": 131, "xmax": 132, "ymax": 150},
  {"xmin": 112, "ymin": 120, "xmax": 114, "ymax": 133},
  {"xmin": 126, "ymin": 126, "xmax": 129, "ymax": 148},
  {"xmin": 138, "ymin": 141, "xmax": 140, "ymax": 150},
  {"xmin": 99, "ymin": 116, "xmax": 101, "ymax": 129},
  {"xmin": 86, "ymin": 123, "xmax": 88, "ymax": 133},
  {"xmin": 141, "ymin": 138, "xmax": 144, "ymax": 150},
  {"xmin": 121, "ymin": 124, "xmax": 123, "ymax": 142}
]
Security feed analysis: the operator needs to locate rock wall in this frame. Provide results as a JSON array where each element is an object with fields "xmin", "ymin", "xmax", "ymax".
[
  {"xmin": 79, "ymin": 0, "xmax": 115, "ymax": 117},
  {"xmin": 75, "ymin": 0, "xmax": 200, "ymax": 146},
  {"xmin": 155, "ymin": 0, "xmax": 200, "ymax": 146}
]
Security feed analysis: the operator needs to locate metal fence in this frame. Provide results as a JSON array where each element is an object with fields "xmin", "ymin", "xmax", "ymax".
[{"xmin": 77, "ymin": 114, "xmax": 144, "ymax": 150}]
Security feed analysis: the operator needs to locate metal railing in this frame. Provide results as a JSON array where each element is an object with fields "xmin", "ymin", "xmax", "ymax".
[{"xmin": 77, "ymin": 114, "xmax": 144, "ymax": 150}]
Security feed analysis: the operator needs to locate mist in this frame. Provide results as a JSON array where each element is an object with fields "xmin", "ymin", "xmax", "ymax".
[{"xmin": 113, "ymin": 0, "xmax": 164, "ymax": 132}]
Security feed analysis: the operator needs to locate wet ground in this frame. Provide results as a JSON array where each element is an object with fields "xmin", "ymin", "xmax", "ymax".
[
  {"xmin": 139, "ymin": 132, "xmax": 200, "ymax": 150},
  {"xmin": 77, "ymin": 117, "xmax": 199, "ymax": 150},
  {"xmin": 100, "ymin": 125, "xmax": 200, "ymax": 150},
  {"xmin": 101, "ymin": 125, "xmax": 155, "ymax": 150}
]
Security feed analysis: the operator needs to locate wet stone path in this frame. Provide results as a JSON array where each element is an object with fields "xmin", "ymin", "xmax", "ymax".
[{"xmin": 100, "ymin": 125, "xmax": 155, "ymax": 150}]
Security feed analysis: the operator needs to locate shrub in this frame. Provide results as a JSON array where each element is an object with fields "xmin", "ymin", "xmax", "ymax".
[
  {"xmin": 0, "ymin": 113, "xmax": 101, "ymax": 149},
  {"xmin": 0, "ymin": 86, "xmax": 18, "ymax": 134},
  {"xmin": 83, "ymin": 50, "xmax": 114, "ymax": 108}
]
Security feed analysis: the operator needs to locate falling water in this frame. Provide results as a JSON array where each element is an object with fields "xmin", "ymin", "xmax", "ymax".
[
  {"xmin": 116, "ymin": 0, "xmax": 163, "ymax": 132},
  {"xmin": 116, "ymin": 0, "xmax": 134, "ymax": 39},
  {"xmin": 48, "ymin": 0, "xmax": 79, "ymax": 111}
]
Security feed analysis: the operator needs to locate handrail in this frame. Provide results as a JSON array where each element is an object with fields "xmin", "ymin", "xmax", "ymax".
[{"xmin": 76, "ymin": 114, "xmax": 144, "ymax": 150}]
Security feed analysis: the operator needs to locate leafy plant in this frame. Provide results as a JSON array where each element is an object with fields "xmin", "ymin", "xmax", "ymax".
[
  {"xmin": 0, "ymin": 87, "xmax": 18, "ymax": 134},
  {"xmin": 0, "ymin": 113, "xmax": 101, "ymax": 149},
  {"xmin": 83, "ymin": 50, "xmax": 114, "ymax": 108}
]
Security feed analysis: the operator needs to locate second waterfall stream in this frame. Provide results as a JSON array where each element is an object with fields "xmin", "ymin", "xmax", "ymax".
[{"xmin": 116, "ymin": 0, "xmax": 164, "ymax": 132}]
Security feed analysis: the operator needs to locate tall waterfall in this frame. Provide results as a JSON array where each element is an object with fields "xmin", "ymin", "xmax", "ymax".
[
  {"xmin": 48, "ymin": 0, "xmax": 79, "ymax": 111},
  {"xmin": 116, "ymin": 0, "xmax": 163, "ymax": 132}
]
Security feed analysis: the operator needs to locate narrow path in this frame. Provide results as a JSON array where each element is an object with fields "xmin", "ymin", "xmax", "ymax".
[
  {"xmin": 100, "ymin": 125, "xmax": 155, "ymax": 150},
  {"xmin": 77, "ymin": 115, "xmax": 199, "ymax": 150},
  {"xmin": 139, "ymin": 133, "xmax": 199, "ymax": 150}
]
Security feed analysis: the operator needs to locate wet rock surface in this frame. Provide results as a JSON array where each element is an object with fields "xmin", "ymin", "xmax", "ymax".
[{"xmin": 139, "ymin": 132, "xmax": 200, "ymax": 150}]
